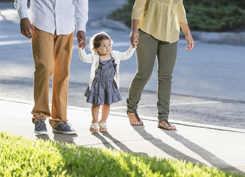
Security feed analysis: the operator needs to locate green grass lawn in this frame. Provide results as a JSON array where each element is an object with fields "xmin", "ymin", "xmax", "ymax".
[{"xmin": 0, "ymin": 131, "xmax": 243, "ymax": 177}]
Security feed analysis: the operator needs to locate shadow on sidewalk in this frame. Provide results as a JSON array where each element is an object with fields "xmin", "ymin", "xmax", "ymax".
[
  {"xmin": 93, "ymin": 132, "xmax": 147, "ymax": 157},
  {"xmin": 132, "ymin": 126, "xmax": 205, "ymax": 165},
  {"xmin": 36, "ymin": 134, "xmax": 50, "ymax": 141},
  {"xmin": 101, "ymin": 132, "xmax": 133, "ymax": 153},
  {"xmin": 36, "ymin": 133, "xmax": 78, "ymax": 144},
  {"xmin": 102, "ymin": 132, "xmax": 148, "ymax": 157},
  {"xmin": 92, "ymin": 133, "xmax": 116, "ymax": 149},
  {"xmin": 53, "ymin": 133, "xmax": 78, "ymax": 144},
  {"xmin": 163, "ymin": 130, "xmax": 245, "ymax": 175}
]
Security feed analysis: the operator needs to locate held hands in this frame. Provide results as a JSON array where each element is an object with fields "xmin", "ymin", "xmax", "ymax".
[
  {"xmin": 77, "ymin": 31, "xmax": 86, "ymax": 49},
  {"xmin": 20, "ymin": 18, "xmax": 35, "ymax": 39},
  {"xmin": 185, "ymin": 34, "xmax": 194, "ymax": 51},
  {"xmin": 130, "ymin": 30, "xmax": 139, "ymax": 48}
]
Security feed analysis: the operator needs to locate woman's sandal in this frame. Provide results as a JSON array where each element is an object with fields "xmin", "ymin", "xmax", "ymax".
[
  {"xmin": 126, "ymin": 110, "xmax": 144, "ymax": 126},
  {"xmin": 158, "ymin": 119, "xmax": 176, "ymax": 130},
  {"xmin": 90, "ymin": 123, "xmax": 99, "ymax": 133},
  {"xmin": 99, "ymin": 122, "xmax": 107, "ymax": 132}
]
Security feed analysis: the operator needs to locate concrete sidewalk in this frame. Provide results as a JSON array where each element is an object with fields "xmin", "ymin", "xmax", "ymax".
[{"xmin": 0, "ymin": 97, "xmax": 244, "ymax": 175}]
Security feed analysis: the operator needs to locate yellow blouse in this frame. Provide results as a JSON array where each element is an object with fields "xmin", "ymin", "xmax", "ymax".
[{"xmin": 132, "ymin": 0, "xmax": 188, "ymax": 43}]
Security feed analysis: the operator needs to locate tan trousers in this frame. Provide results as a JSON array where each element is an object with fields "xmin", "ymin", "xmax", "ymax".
[{"xmin": 31, "ymin": 26, "xmax": 74, "ymax": 128}]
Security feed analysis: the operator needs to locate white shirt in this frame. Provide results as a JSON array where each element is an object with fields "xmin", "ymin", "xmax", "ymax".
[
  {"xmin": 14, "ymin": 0, "xmax": 88, "ymax": 35},
  {"xmin": 78, "ymin": 46, "xmax": 136, "ymax": 89}
]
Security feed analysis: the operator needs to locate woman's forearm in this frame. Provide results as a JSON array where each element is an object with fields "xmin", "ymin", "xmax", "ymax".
[
  {"xmin": 131, "ymin": 19, "xmax": 140, "ymax": 32},
  {"xmin": 180, "ymin": 22, "xmax": 194, "ymax": 51},
  {"xmin": 180, "ymin": 22, "xmax": 191, "ymax": 36}
]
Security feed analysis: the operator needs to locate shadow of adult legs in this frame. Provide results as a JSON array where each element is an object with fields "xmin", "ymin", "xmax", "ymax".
[
  {"xmin": 132, "ymin": 126, "xmax": 204, "ymax": 165},
  {"xmin": 92, "ymin": 133, "xmax": 116, "ymax": 149},
  {"xmin": 163, "ymin": 130, "xmax": 245, "ymax": 174},
  {"xmin": 53, "ymin": 133, "xmax": 78, "ymax": 144},
  {"xmin": 101, "ymin": 132, "xmax": 147, "ymax": 157},
  {"xmin": 36, "ymin": 134, "xmax": 50, "ymax": 141}
]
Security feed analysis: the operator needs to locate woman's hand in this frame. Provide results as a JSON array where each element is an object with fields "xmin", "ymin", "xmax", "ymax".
[
  {"xmin": 130, "ymin": 20, "xmax": 140, "ymax": 48},
  {"xmin": 130, "ymin": 30, "xmax": 139, "ymax": 48},
  {"xmin": 185, "ymin": 34, "xmax": 194, "ymax": 51},
  {"xmin": 180, "ymin": 22, "xmax": 194, "ymax": 51}
]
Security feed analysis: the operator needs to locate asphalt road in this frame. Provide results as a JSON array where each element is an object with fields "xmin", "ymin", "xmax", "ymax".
[{"xmin": 0, "ymin": 1, "xmax": 244, "ymax": 129}]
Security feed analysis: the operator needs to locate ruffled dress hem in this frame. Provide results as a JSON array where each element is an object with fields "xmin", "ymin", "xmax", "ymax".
[{"xmin": 84, "ymin": 57, "xmax": 122, "ymax": 105}]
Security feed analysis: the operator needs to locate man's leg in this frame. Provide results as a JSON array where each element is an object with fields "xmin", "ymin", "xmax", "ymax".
[
  {"xmin": 31, "ymin": 27, "xmax": 55, "ymax": 134},
  {"xmin": 31, "ymin": 27, "xmax": 54, "ymax": 122},
  {"xmin": 49, "ymin": 32, "xmax": 74, "ymax": 129}
]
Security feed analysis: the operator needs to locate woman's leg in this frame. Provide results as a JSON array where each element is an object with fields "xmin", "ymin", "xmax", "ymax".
[
  {"xmin": 157, "ymin": 41, "xmax": 178, "ymax": 129},
  {"xmin": 127, "ymin": 30, "xmax": 159, "ymax": 125},
  {"xmin": 99, "ymin": 104, "xmax": 110, "ymax": 131},
  {"xmin": 91, "ymin": 104, "xmax": 100, "ymax": 132}
]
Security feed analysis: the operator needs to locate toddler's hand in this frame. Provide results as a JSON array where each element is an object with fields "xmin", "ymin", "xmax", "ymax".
[
  {"xmin": 131, "ymin": 40, "xmax": 138, "ymax": 48},
  {"xmin": 78, "ymin": 42, "xmax": 84, "ymax": 49}
]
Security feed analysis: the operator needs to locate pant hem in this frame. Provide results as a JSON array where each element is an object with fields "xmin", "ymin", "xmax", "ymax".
[
  {"xmin": 158, "ymin": 117, "xmax": 168, "ymax": 123},
  {"xmin": 32, "ymin": 117, "xmax": 47, "ymax": 124}
]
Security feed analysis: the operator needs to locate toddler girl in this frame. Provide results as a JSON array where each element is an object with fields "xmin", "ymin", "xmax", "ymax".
[{"xmin": 78, "ymin": 32, "xmax": 136, "ymax": 132}]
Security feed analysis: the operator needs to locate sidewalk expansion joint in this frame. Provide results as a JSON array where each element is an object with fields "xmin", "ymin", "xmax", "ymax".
[{"xmin": 82, "ymin": 138, "xmax": 148, "ymax": 147}]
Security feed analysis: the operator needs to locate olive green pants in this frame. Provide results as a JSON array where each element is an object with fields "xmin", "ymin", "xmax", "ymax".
[{"xmin": 127, "ymin": 30, "xmax": 178, "ymax": 122}]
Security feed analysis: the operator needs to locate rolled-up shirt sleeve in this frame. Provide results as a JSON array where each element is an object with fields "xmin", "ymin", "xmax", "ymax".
[
  {"xmin": 178, "ymin": 0, "xmax": 188, "ymax": 24},
  {"xmin": 74, "ymin": 0, "xmax": 88, "ymax": 32},
  {"xmin": 14, "ymin": 0, "xmax": 28, "ymax": 19},
  {"xmin": 131, "ymin": 0, "xmax": 147, "ymax": 20}
]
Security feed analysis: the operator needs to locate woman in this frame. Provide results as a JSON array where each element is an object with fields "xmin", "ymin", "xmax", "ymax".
[{"xmin": 127, "ymin": 0, "xmax": 194, "ymax": 130}]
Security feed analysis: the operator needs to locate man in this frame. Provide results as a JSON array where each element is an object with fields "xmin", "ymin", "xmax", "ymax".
[{"xmin": 14, "ymin": 0, "xmax": 88, "ymax": 135}]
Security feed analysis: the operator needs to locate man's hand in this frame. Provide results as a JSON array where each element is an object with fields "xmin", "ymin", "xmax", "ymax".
[
  {"xmin": 77, "ymin": 31, "xmax": 86, "ymax": 49},
  {"xmin": 20, "ymin": 18, "xmax": 34, "ymax": 39}
]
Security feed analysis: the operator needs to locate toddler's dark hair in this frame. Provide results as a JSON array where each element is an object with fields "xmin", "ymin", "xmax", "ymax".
[{"xmin": 89, "ymin": 32, "xmax": 113, "ymax": 54}]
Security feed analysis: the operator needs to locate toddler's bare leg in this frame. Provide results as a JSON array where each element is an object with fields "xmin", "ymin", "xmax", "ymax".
[
  {"xmin": 99, "ymin": 104, "xmax": 110, "ymax": 131},
  {"xmin": 90, "ymin": 104, "xmax": 100, "ymax": 132}
]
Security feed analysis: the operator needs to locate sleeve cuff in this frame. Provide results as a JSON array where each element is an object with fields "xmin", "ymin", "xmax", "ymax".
[
  {"xmin": 180, "ymin": 18, "xmax": 188, "ymax": 24},
  {"xmin": 131, "ymin": 14, "xmax": 142, "ymax": 20},
  {"xmin": 76, "ymin": 22, "xmax": 86, "ymax": 33},
  {"xmin": 129, "ymin": 45, "xmax": 137, "ymax": 50},
  {"xmin": 19, "ymin": 11, "xmax": 28, "ymax": 20}
]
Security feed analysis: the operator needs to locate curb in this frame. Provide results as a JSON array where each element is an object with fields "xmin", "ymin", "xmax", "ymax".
[
  {"xmin": 1, "ymin": 96, "xmax": 245, "ymax": 134},
  {"xmin": 180, "ymin": 31, "xmax": 245, "ymax": 45},
  {"xmin": 101, "ymin": 17, "xmax": 130, "ymax": 31},
  {"xmin": 100, "ymin": 17, "xmax": 245, "ymax": 45}
]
